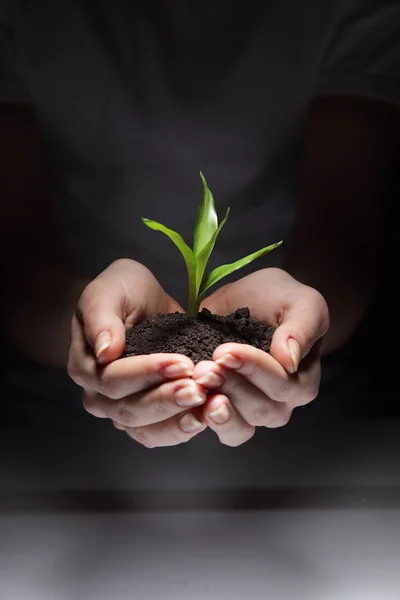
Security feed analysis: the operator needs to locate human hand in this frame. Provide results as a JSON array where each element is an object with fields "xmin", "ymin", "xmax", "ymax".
[
  {"xmin": 190, "ymin": 268, "xmax": 329, "ymax": 446},
  {"xmin": 67, "ymin": 259, "xmax": 208, "ymax": 447}
]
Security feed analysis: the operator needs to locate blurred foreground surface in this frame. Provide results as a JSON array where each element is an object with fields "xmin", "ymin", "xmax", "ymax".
[{"xmin": 1, "ymin": 417, "xmax": 400, "ymax": 599}]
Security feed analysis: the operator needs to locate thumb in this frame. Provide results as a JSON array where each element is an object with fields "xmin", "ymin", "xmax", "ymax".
[
  {"xmin": 270, "ymin": 296, "xmax": 329, "ymax": 374},
  {"xmin": 76, "ymin": 278, "xmax": 130, "ymax": 364}
]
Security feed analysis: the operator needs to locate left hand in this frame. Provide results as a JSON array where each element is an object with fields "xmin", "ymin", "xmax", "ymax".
[{"xmin": 191, "ymin": 268, "xmax": 329, "ymax": 446}]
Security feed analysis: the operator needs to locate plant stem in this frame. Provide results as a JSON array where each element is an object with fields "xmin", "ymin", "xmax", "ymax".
[{"xmin": 187, "ymin": 282, "xmax": 198, "ymax": 319}]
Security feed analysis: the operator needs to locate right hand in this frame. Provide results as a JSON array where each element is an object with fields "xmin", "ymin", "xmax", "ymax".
[{"xmin": 67, "ymin": 259, "xmax": 208, "ymax": 447}]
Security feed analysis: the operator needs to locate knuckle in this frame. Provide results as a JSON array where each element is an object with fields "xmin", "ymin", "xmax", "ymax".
[
  {"xmin": 130, "ymin": 427, "xmax": 156, "ymax": 449},
  {"xmin": 241, "ymin": 361, "xmax": 260, "ymax": 379},
  {"xmin": 154, "ymin": 397, "xmax": 172, "ymax": 419},
  {"xmin": 253, "ymin": 403, "xmax": 274, "ymax": 426},
  {"xmin": 272, "ymin": 379, "xmax": 292, "ymax": 402},
  {"xmin": 116, "ymin": 401, "xmax": 135, "ymax": 426},
  {"xmin": 98, "ymin": 372, "xmax": 121, "ymax": 400},
  {"xmin": 251, "ymin": 403, "xmax": 291, "ymax": 428},
  {"xmin": 104, "ymin": 384, "xmax": 120, "ymax": 401},
  {"xmin": 270, "ymin": 407, "xmax": 292, "ymax": 428}
]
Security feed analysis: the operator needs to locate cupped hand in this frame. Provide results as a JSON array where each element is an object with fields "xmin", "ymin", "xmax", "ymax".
[
  {"xmin": 190, "ymin": 268, "xmax": 329, "ymax": 446},
  {"xmin": 67, "ymin": 259, "xmax": 208, "ymax": 447}
]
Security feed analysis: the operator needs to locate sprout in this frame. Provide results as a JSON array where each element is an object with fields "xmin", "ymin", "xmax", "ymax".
[{"xmin": 142, "ymin": 173, "xmax": 282, "ymax": 319}]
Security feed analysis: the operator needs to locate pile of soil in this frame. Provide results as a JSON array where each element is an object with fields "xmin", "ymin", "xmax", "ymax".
[{"xmin": 124, "ymin": 307, "xmax": 275, "ymax": 363}]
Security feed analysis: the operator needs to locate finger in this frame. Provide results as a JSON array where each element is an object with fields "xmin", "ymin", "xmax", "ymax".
[
  {"xmin": 76, "ymin": 259, "xmax": 183, "ymax": 364},
  {"xmin": 211, "ymin": 343, "xmax": 320, "ymax": 407},
  {"xmin": 68, "ymin": 317, "xmax": 195, "ymax": 397},
  {"xmin": 193, "ymin": 360, "xmax": 291, "ymax": 427},
  {"xmin": 76, "ymin": 274, "xmax": 132, "ymax": 364},
  {"xmin": 202, "ymin": 394, "xmax": 255, "ymax": 447},
  {"xmin": 83, "ymin": 378, "xmax": 207, "ymax": 427},
  {"xmin": 269, "ymin": 286, "xmax": 329, "ymax": 374},
  {"xmin": 123, "ymin": 407, "xmax": 207, "ymax": 448},
  {"xmin": 201, "ymin": 268, "xmax": 329, "ymax": 375}
]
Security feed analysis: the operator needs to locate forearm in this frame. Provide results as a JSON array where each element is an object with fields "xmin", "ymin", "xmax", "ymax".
[
  {"xmin": 1, "ymin": 104, "xmax": 89, "ymax": 368},
  {"xmin": 1, "ymin": 258, "xmax": 89, "ymax": 368},
  {"xmin": 285, "ymin": 236, "xmax": 378, "ymax": 355},
  {"xmin": 285, "ymin": 97, "xmax": 399, "ymax": 355}
]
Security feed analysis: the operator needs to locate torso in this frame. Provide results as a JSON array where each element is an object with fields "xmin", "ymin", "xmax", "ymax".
[{"xmin": 17, "ymin": 0, "xmax": 347, "ymax": 303}]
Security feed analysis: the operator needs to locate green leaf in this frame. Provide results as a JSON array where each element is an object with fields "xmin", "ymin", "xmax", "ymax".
[
  {"xmin": 195, "ymin": 207, "xmax": 230, "ymax": 292},
  {"xmin": 142, "ymin": 218, "xmax": 195, "ymax": 268},
  {"xmin": 193, "ymin": 172, "xmax": 218, "ymax": 255},
  {"xmin": 142, "ymin": 218, "xmax": 197, "ymax": 311},
  {"xmin": 197, "ymin": 240, "xmax": 283, "ymax": 302}
]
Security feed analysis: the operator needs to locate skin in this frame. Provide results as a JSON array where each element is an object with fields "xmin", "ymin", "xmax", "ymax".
[
  {"xmin": 67, "ymin": 260, "xmax": 328, "ymax": 447},
  {"xmin": 1, "ymin": 96, "xmax": 399, "ymax": 447}
]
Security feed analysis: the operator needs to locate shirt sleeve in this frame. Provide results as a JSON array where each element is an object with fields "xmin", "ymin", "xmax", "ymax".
[
  {"xmin": 313, "ymin": 0, "xmax": 400, "ymax": 109},
  {"xmin": 0, "ymin": 0, "xmax": 29, "ymax": 103}
]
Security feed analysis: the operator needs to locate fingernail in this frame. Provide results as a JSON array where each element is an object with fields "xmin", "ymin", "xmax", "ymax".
[
  {"xmin": 95, "ymin": 331, "xmax": 111, "ymax": 358},
  {"xmin": 209, "ymin": 403, "xmax": 230, "ymax": 424},
  {"xmin": 215, "ymin": 353, "xmax": 242, "ymax": 369},
  {"xmin": 288, "ymin": 338, "xmax": 300, "ymax": 373},
  {"xmin": 163, "ymin": 362, "xmax": 194, "ymax": 379},
  {"xmin": 180, "ymin": 413, "xmax": 206, "ymax": 433},
  {"xmin": 195, "ymin": 371, "xmax": 225, "ymax": 388},
  {"xmin": 174, "ymin": 382, "xmax": 205, "ymax": 408}
]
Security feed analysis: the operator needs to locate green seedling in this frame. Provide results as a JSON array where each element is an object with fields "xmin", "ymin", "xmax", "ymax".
[{"xmin": 142, "ymin": 173, "xmax": 282, "ymax": 319}]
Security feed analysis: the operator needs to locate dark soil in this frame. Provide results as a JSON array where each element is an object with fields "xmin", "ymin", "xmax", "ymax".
[{"xmin": 124, "ymin": 307, "xmax": 275, "ymax": 363}]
